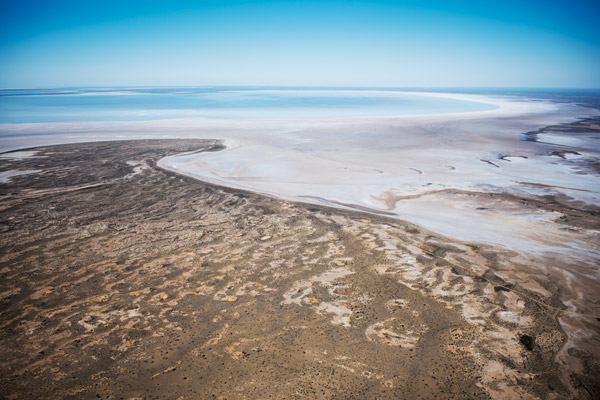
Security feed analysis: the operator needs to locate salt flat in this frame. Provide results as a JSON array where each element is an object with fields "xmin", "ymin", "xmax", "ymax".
[
  {"xmin": 156, "ymin": 93, "xmax": 599, "ymax": 257},
  {"xmin": 1, "ymin": 91, "xmax": 597, "ymax": 256}
]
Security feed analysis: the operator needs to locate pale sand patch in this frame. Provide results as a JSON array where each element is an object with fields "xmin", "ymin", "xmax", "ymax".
[
  {"xmin": 0, "ymin": 150, "xmax": 40, "ymax": 159},
  {"xmin": 365, "ymin": 317, "xmax": 429, "ymax": 348},
  {"xmin": 281, "ymin": 266, "xmax": 355, "ymax": 326},
  {"xmin": 0, "ymin": 169, "xmax": 41, "ymax": 183}
]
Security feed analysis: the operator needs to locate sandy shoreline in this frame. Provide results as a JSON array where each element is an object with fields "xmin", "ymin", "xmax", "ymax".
[{"xmin": 0, "ymin": 139, "xmax": 599, "ymax": 399}]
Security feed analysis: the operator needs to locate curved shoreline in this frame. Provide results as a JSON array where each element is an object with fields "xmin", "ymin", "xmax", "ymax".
[{"xmin": 155, "ymin": 97, "xmax": 598, "ymax": 256}]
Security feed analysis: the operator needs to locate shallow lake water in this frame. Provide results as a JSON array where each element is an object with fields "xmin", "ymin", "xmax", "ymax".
[{"xmin": 0, "ymin": 88, "xmax": 498, "ymax": 123}]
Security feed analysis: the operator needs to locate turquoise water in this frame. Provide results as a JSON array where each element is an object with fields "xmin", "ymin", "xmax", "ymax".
[{"xmin": 0, "ymin": 88, "xmax": 498, "ymax": 123}]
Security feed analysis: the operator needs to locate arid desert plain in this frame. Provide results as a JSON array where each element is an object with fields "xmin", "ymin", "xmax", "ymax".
[{"xmin": 0, "ymin": 91, "xmax": 599, "ymax": 399}]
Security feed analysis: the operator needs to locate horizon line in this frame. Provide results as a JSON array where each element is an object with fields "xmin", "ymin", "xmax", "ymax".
[{"xmin": 2, "ymin": 85, "xmax": 600, "ymax": 91}]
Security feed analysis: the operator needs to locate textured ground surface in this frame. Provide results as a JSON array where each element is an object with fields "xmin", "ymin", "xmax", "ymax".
[{"xmin": 0, "ymin": 140, "xmax": 598, "ymax": 399}]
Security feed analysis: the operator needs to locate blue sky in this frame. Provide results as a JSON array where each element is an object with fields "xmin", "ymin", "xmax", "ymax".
[{"xmin": 1, "ymin": 0, "xmax": 599, "ymax": 88}]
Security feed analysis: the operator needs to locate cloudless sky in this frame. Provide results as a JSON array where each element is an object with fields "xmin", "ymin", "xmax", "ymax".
[{"xmin": 1, "ymin": 0, "xmax": 599, "ymax": 88}]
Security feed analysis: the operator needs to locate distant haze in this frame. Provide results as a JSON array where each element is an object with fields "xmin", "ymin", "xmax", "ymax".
[{"xmin": 1, "ymin": 0, "xmax": 599, "ymax": 88}]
